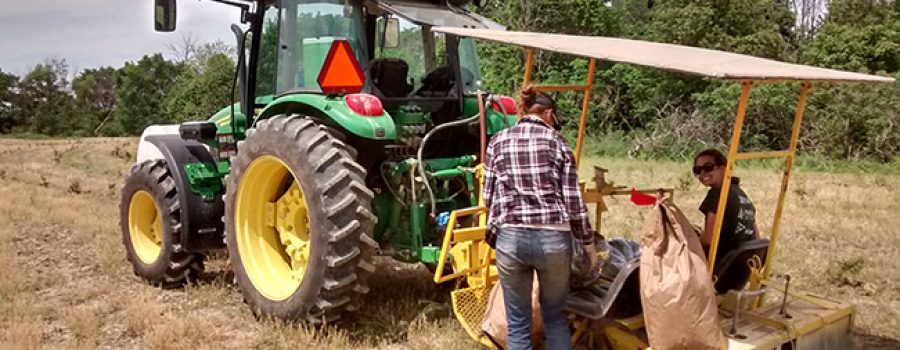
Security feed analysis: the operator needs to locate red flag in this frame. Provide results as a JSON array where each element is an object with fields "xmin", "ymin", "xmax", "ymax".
[{"xmin": 630, "ymin": 188, "xmax": 657, "ymax": 206}]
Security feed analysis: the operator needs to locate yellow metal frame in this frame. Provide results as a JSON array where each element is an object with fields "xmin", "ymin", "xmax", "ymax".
[
  {"xmin": 706, "ymin": 81, "xmax": 811, "ymax": 298},
  {"xmin": 582, "ymin": 185, "xmax": 674, "ymax": 235},
  {"xmin": 433, "ymin": 206, "xmax": 493, "ymax": 284},
  {"xmin": 523, "ymin": 48, "xmax": 597, "ymax": 167},
  {"xmin": 442, "ymin": 43, "xmax": 840, "ymax": 350}
]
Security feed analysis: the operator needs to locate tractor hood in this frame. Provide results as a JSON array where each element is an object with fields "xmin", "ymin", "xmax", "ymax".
[{"xmin": 374, "ymin": 0, "xmax": 504, "ymax": 29}]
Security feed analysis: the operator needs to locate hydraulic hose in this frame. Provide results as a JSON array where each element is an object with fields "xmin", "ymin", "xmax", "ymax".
[{"xmin": 417, "ymin": 114, "xmax": 481, "ymax": 217}]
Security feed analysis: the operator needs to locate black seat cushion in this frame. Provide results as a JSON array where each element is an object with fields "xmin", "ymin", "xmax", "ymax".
[
  {"xmin": 566, "ymin": 239, "xmax": 643, "ymax": 320},
  {"xmin": 368, "ymin": 58, "xmax": 413, "ymax": 98},
  {"xmin": 565, "ymin": 259, "xmax": 642, "ymax": 320},
  {"xmin": 712, "ymin": 239, "xmax": 770, "ymax": 294}
]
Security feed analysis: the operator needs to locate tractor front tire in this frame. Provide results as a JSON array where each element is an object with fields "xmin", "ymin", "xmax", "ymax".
[
  {"xmin": 120, "ymin": 160, "xmax": 204, "ymax": 288},
  {"xmin": 225, "ymin": 115, "xmax": 377, "ymax": 323}
]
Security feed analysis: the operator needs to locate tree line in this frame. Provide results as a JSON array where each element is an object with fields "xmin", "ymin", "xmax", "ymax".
[
  {"xmin": 0, "ymin": 0, "xmax": 896, "ymax": 162},
  {"xmin": 0, "ymin": 40, "xmax": 235, "ymax": 138},
  {"xmin": 477, "ymin": 0, "xmax": 898, "ymax": 162}
]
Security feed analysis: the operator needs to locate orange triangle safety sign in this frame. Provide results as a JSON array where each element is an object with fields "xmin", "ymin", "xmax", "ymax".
[{"xmin": 317, "ymin": 40, "xmax": 365, "ymax": 94}]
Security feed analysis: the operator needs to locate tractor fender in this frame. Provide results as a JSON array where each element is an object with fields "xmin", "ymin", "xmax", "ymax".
[
  {"xmin": 136, "ymin": 124, "xmax": 183, "ymax": 163},
  {"xmin": 256, "ymin": 93, "xmax": 398, "ymax": 141},
  {"xmin": 143, "ymin": 135, "xmax": 225, "ymax": 253}
]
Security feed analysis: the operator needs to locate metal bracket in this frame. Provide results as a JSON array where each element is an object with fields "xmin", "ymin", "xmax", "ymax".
[
  {"xmin": 777, "ymin": 274, "xmax": 793, "ymax": 318},
  {"xmin": 727, "ymin": 287, "xmax": 768, "ymax": 339}
]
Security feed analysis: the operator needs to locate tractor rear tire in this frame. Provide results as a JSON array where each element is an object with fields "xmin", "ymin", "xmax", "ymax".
[
  {"xmin": 120, "ymin": 160, "xmax": 204, "ymax": 288},
  {"xmin": 224, "ymin": 114, "xmax": 377, "ymax": 323}
]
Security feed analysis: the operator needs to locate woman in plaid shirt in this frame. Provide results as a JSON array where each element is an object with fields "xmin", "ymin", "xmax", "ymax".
[{"xmin": 483, "ymin": 85, "xmax": 598, "ymax": 350}]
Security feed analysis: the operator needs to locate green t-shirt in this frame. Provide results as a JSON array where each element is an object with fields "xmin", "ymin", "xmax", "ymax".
[{"xmin": 699, "ymin": 177, "xmax": 757, "ymax": 262}]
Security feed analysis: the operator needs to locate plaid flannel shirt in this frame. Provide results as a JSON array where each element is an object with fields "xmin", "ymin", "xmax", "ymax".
[{"xmin": 482, "ymin": 115, "xmax": 596, "ymax": 245}]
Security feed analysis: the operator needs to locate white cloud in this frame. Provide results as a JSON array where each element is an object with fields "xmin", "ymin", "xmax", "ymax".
[{"xmin": 0, "ymin": 0, "xmax": 241, "ymax": 75}]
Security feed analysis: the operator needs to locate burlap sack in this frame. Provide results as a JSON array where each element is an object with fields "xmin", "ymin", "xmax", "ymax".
[
  {"xmin": 639, "ymin": 198, "xmax": 724, "ymax": 350},
  {"xmin": 481, "ymin": 275, "xmax": 543, "ymax": 349}
]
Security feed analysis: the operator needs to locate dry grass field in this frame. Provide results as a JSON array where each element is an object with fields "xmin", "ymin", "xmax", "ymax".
[{"xmin": 0, "ymin": 137, "xmax": 896, "ymax": 349}]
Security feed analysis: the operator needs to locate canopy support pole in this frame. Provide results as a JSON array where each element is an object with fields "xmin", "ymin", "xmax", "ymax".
[
  {"xmin": 574, "ymin": 59, "xmax": 597, "ymax": 167},
  {"xmin": 523, "ymin": 48, "xmax": 534, "ymax": 86},
  {"xmin": 519, "ymin": 48, "xmax": 597, "ymax": 167},
  {"xmin": 757, "ymin": 82, "xmax": 810, "ymax": 306},
  {"xmin": 708, "ymin": 81, "xmax": 753, "ymax": 275}
]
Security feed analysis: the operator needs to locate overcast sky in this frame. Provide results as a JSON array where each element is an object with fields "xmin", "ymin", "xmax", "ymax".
[{"xmin": 0, "ymin": 0, "xmax": 241, "ymax": 76}]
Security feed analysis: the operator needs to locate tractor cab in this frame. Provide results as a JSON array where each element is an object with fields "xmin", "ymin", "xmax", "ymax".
[
  {"xmin": 253, "ymin": 0, "xmax": 503, "ymax": 119},
  {"xmin": 248, "ymin": 0, "xmax": 515, "ymax": 172},
  {"xmin": 367, "ymin": 1, "xmax": 496, "ymax": 103}
]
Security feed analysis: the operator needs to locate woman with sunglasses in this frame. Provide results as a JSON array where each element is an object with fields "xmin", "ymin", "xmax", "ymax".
[{"xmin": 693, "ymin": 149, "xmax": 759, "ymax": 268}]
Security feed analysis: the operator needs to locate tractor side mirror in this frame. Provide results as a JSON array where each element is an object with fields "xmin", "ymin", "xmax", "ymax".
[
  {"xmin": 384, "ymin": 18, "xmax": 400, "ymax": 48},
  {"xmin": 154, "ymin": 0, "xmax": 177, "ymax": 32}
]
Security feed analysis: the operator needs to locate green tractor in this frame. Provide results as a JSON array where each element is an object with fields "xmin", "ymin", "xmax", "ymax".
[{"xmin": 122, "ymin": 0, "xmax": 516, "ymax": 323}]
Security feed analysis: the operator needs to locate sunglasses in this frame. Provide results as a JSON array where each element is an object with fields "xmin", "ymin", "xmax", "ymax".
[{"xmin": 692, "ymin": 163, "xmax": 718, "ymax": 175}]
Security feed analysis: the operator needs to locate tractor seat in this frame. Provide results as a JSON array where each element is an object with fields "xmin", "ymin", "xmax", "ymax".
[
  {"xmin": 565, "ymin": 258, "xmax": 642, "ymax": 320},
  {"xmin": 368, "ymin": 58, "xmax": 413, "ymax": 98},
  {"xmin": 712, "ymin": 239, "xmax": 769, "ymax": 294}
]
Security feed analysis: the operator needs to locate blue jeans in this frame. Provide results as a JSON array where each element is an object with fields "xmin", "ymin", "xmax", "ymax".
[{"xmin": 495, "ymin": 227, "xmax": 572, "ymax": 350}]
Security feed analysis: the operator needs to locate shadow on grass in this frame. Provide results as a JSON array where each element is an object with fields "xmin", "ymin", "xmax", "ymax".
[
  {"xmin": 193, "ymin": 254, "xmax": 234, "ymax": 284},
  {"xmin": 342, "ymin": 257, "xmax": 458, "ymax": 344},
  {"xmin": 188, "ymin": 255, "xmax": 460, "ymax": 347},
  {"xmin": 854, "ymin": 332, "xmax": 900, "ymax": 350}
]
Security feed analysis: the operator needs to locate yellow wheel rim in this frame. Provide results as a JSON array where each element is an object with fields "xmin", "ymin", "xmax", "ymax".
[
  {"xmin": 128, "ymin": 190, "xmax": 163, "ymax": 264},
  {"xmin": 235, "ymin": 155, "xmax": 312, "ymax": 301}
]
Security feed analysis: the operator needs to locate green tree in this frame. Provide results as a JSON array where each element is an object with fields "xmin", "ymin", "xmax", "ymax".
[
  {"xmin": 645, "ymin": 0, "xmax": 794, "ymax": 59},
  {"xmin": 800, "ymin": 0, "xmax": 899, "ymax": 161},
  {"xmin": 164, "ymin": 53, "xmax": 236, "ymax": 122},
  {"xmin": 805, "ymin": 76, "xmax": 899, "ymax": 162},
  {"xmin": 73, "ymin": 67, "xmax": 117, "ymax": 135},
  {"xmin": 115, "ymin": 54, "xmax": 183, "ymax": 135},
  {"xmin": 802, "ymin": 0, "xmax": 899, "ymax": 73},
  {"xmin": 18, "ymin": 58, "xmax": 81, "ymax": 136},
  {"xmin": 0, "ymin": 69, "xmax": 21, "ymax": 133}
]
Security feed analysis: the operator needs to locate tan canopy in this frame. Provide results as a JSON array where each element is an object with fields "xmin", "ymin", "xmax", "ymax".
[{"xmin": 433, "ymin": 27, "xmax": 895, "ymax": 83}]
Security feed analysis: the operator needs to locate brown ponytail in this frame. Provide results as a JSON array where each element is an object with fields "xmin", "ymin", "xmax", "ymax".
[{"xmin": 516, "ymin": 84, "xmax": 552, "ymax": 117}]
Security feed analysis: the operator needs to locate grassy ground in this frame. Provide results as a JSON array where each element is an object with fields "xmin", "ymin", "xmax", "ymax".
[{"xmin": 0, "ymin": 137, "xmax": 896, "ymax": 349}]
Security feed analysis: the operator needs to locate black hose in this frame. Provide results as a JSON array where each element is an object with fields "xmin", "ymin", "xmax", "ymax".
[{"xmin": 417, "ymin": 114, "xmax": 480, "ymax": 217}]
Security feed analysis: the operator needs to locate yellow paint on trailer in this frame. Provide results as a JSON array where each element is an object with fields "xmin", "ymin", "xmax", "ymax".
[{"xmin": 604, "ymin": 326, "xmax": 650, "ymax": 349}]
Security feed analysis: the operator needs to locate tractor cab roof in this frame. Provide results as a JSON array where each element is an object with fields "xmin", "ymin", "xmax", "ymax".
[{"xmin": 370, "ymin": 0, "xmax": 503, "ymax": 29}]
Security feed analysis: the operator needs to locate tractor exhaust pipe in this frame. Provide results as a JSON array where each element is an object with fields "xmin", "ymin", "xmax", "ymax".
[{"xmin": 230, "ymin": 24, "xmax": 249, "ymax": 122}]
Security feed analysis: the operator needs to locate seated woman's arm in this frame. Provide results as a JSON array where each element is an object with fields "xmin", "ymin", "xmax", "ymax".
[{"xmin": 701, "ymin": 213, "xmax": 717, "ymax": 248}]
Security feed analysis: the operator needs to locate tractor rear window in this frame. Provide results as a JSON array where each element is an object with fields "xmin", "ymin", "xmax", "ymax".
[{"xmin": 275, "ymin": 0, "xmax": 368, "ymax": 94}]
